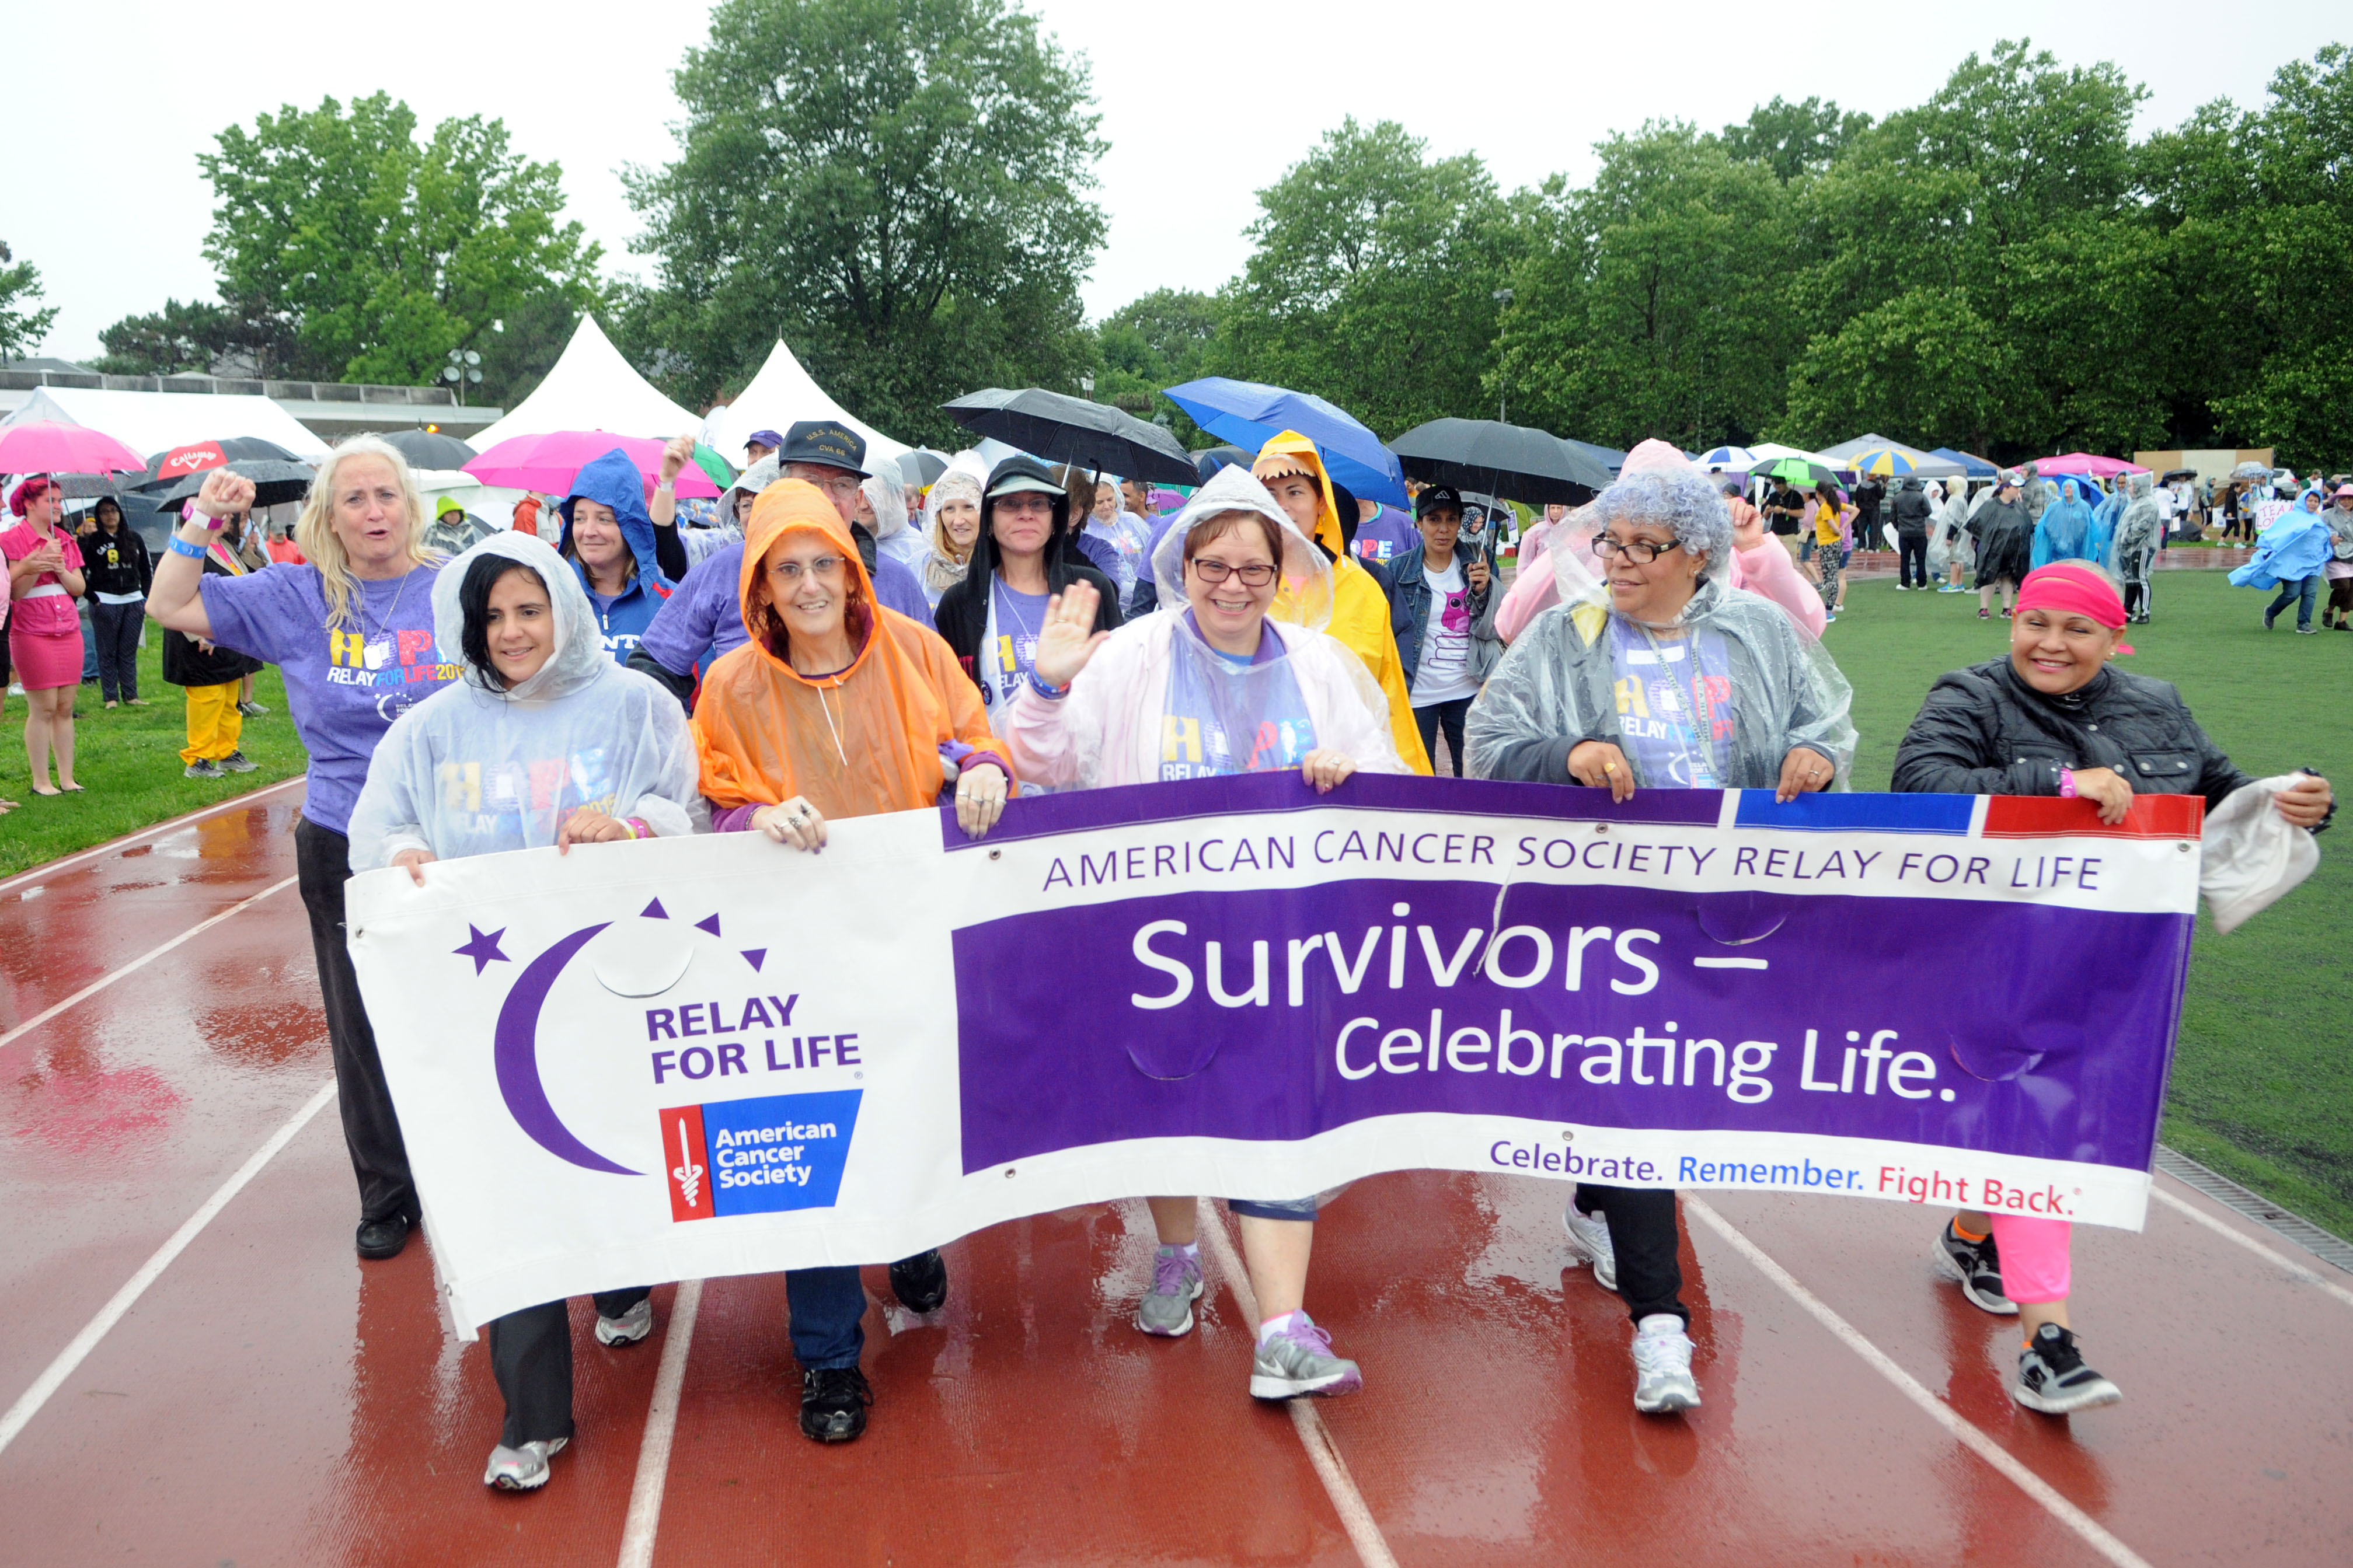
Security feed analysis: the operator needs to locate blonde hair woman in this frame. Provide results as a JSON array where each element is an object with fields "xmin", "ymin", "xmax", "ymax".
[{"xmin": 147, "ymin": 434, "xmax": 460, "ymax": 1263}]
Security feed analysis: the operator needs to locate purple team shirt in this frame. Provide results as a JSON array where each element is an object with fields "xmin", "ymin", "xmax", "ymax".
[{"xmin": 200, "ymin": 564, "xmax": 459, "ymax": 834}]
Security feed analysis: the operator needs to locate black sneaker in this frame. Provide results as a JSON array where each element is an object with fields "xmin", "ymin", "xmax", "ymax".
[
  {"xmin": 800, "ymin": 1365, "xmax": 872, "ymax": 1442},
  {"xmin": 183, "ymin": 759, "xmax": 226, "ymax": 780},
  {"xmin": 1933, "ymin": 1218, "xmax": 2015, "ymax": 1315},
  {"xmin": 2013, "ymin": 1323, "xmax": 2122, "ymax": 1415},
  {"xmin": 356, "ymin": 1213, "xmax": 412, "ymax": 1260},
  {"xmin": 218, "ymin": 751, "xmax": 259, "ymax": 774},
  {"xmin": 888, "ymin": 1248, "xmax": 949, "ymax": 1314}
]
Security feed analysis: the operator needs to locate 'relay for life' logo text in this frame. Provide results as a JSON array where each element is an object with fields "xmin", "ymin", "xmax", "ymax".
[{"xmin": 660, "ymin": 1089, "xmax": 862, "ymax": 1222}]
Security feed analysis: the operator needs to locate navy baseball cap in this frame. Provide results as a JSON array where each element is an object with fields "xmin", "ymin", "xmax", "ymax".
[
  {"xmin": 777, "ymin": 421, "xmax": 869, "ymax": 477},
  {"xmin": 1416, "ymin": 484, "xmax": 1464, "ymax": 518},
  {"xmin": 745, "ymin": 428, "xmax": 785, "ymax": 453}
]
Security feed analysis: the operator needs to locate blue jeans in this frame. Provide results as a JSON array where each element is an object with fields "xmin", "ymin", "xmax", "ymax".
[
  {"xmin": 785, "ymin": 1265, "xmax": 867, "ymax": 1369},
  {"xmin": 2266, "ymin": 575, "xmax": 2319, "ymax": 629}
]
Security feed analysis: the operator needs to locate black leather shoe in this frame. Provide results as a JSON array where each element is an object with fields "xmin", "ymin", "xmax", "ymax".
[
  {"xmin": 355, "ymin": 1214, "xmax": 412, "ymax": 1260},
  {"xmin": 799, "ymin": 1366, "xmax": 872, "ymax": 1443},
  {"xmin": 888, "ymin": 1248, "xmax": 948, "ymax": 1313}
]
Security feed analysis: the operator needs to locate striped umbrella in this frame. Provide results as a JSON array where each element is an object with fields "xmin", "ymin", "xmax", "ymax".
[
  {"xmin": 1849, "ymin": 446, "xmax": 1919, "ymax": 477},
  {"xmin": 1693, "ymin": 445, "xmax": 1756, "ymax": 470}
]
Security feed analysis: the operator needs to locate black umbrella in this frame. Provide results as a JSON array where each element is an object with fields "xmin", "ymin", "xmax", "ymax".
[
  {"xmin": 942, "ymin": 387, "xmax": 1198, "ymax": 486},
  {"xmin": 141, "ymin": 459, "xmax": 316, "ymax": 511},
  {"xmin": 375, "ymin": 428, "xmax": 479, "ymax": 470},
  {"xmin": 130, "ymin": 435, "xmax": 303, "ymax": 492},
  {"xmin": 900, "ymin": 450, "xmax": 948, "ymax": 488},
  {"xmin": 1191, "ymin": 445, "xmax": 1253, "ymax": 484},
  {"xmin": 2159, "ymin": 468, "xmax": 2198, "ymax": 484},
  {"xmin": 1387, "ymin": 418, "xmax": 1613, "ymax": 505}
]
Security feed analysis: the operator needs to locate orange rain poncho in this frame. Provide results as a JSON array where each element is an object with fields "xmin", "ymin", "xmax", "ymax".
[
  {"xmin": 692, "ymin": 480, "xmax": 1005, "ymax": 821},
  {"xmin": 1252, "ymin": 431, "xmax": 1432, "ymax": 774}
]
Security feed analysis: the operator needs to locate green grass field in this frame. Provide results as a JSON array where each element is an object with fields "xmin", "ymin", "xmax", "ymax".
[
  {"xmin": 6, "ymin": 568, "xmax": 2348, "ymax": 1236},
  {"xmin": 2, "ymin": 639, "xmax": 305, "ymax": 877},
  {"xmin": 1822, "ymin": 567, "xmax": 2353, "ymax": 1238}
]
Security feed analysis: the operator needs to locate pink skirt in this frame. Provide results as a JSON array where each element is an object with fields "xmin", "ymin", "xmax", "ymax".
[{"xmin": 8, "ymin": 625, "xmax": 83, "ymax": 691}]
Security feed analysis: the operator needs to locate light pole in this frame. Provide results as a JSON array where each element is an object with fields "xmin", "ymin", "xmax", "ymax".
[
  {"xmin": 1491, "ymin": 288, "xmax": 1514, "ymax": 424},
  {"xmin": 442, "ymin": 348, "xmax": 483, "ymax": 406}
]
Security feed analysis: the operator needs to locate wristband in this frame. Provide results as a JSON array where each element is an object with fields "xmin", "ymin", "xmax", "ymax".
[
  {"xmin": 625, "ymin": 818, "xmax": 651, "ymax": 840},
  {"xmin": 168, "ymin": 535, "xmax": 208, "ymax": 559},
  {"xmin": 2058, "ymin": 767, "xmax": 2077, "ymax": 799},
  {"xmin": 1027, "ymin": 669, "xmax": 1071, "ymax": 700}
]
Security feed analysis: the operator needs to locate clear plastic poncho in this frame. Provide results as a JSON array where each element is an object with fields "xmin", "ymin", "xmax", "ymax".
[
  {"xmin": 346, "ymin": 530, "xmax": 703, "ymax": 870},
  {"xmin": 2113, "ymin": 474, "xmax": 2162, "ymax": 585},
  {"xmin": 1473, "ymin": 480, "xmax": 1857, "ymax": 790},
  {"xmin": 919, "ymin": 451, "xmax": 988, "ymax": 602},
  {"xmin": 1001, "ymin": 465, "xmax": 1402, "ymax": 791}
]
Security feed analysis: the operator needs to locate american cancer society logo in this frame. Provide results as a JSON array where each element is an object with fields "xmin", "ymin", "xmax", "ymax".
[{"xmin": 660, "ymin": 1088, "xmax": 862, "ymax": 1223}]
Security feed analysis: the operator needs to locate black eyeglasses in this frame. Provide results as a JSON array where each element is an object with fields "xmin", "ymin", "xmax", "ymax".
[
  {"xmin": 1191, "ymin": 559, "xmax": 1278, "ymax": 586},
  {"xmin": 1592, "ymin": 536, "xmax": 1683, "ymax": 565}
]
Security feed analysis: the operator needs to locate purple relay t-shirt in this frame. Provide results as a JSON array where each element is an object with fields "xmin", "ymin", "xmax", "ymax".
[{"xmin": 201, "ymin": 563, "xmax": 459, "ymax": 834}]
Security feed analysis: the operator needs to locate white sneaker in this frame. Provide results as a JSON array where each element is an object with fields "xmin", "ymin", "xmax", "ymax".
[
  {"xmin": 1632, "ymin": 1315, "xmax": 1701, "ymax": 1414},
  {"xmin": 484, "ymin": 1435, "xmax": 568, "ymax": 1490},
  {"xmin": 1563, "ymin": 1206, "xmax": 1618, "ymax": 1291},
  {"xmin": 595, "ymin": 1297, "xmax": 654, "ymax": 1346}
]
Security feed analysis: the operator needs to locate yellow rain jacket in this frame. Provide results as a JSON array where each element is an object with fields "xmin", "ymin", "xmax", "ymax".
[{"xmin": 1252, "ymin": 432, "xmax": 1432, "ymax": 774}]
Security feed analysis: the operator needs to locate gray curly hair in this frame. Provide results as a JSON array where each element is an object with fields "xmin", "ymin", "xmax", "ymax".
[{"xmin": 1587, "ymin": 468, "xmax": 1734, "ymax": 570}]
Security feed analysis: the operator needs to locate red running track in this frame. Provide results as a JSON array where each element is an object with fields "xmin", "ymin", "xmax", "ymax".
[{"xmin": 2, "ymin": 785, "xmax": 2349, "ymax": 1566}]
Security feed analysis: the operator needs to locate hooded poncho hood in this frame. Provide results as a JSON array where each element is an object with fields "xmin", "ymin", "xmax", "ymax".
[
  {"xmin": 1250, "ymin": 431, "xmax": 1347, "ymax": 557},
  {"xmin": 560, "ymin": 447, "xmax": 673, "ymax": 597},
  {"xmin": 1148, "ymin": 464, "xmax": 1336, "ymax": 633},
  {"xmin": 433, "ymin": 530, "xmax": 617, "ymax": 704},
  {"xmin": 691, "ymin": 478, "xmax": 1003, "ymax": 821},
  {"xmin": 862, "ymin": 454, "xmax": 910, "ymax": 543},
  {"xmin": 921, "ymin": 452, "xmax": 989, "ymax": 595}
]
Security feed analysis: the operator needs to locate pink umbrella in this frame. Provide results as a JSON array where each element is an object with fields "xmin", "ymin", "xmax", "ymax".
[
  {"xmin": 2034, "ymin": 452, "xmax": 2149, "ymax": 478},
  {"xmin": 0, "ymin": 420, "xmax": 148, "ymax": 476},
  {"xmin": 464, "ymin": 431, "xmax": 721, "ymax": 499}
]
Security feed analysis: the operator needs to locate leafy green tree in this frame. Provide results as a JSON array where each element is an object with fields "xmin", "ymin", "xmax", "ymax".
[
  {"xmin": 1210, "ymin": 118, "xmax": 1518, "ymax": 436},
  {"xmin": 0, "ymin": 242, "xmax": 60, "ymax": 364},
  {"xmin": 92, "ymin": 298, "xmax": 235, "ymax": 376},
  {"xmin": 1094, "ymin": 287, "xmax": 1219, "ymax": 443},
  {"xmin": 622, "ymin": 0, "xmax": 1106, "ymax": 445},
  {"xmin": 198, "ymin": 94, "xmax": 602, "ymax": 383},
  {"xmin": 1720, "ymin": 96, "xmax": 1871, "ymax": 184},
  {"xmin": 1491, "ymin": 125, "xmax": 1794, "ymax": 450},
  {"xmin": 1781, "ymin": 287, "xmax": 2014, "ymax": 452}
]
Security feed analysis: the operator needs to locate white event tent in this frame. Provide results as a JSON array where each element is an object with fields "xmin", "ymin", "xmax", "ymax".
[
  {"xmin": 703, "ymin": 339, "xmax": 909, "ymax": 466},
  {"xmin": 2, "ymin": 386, "xmax": 330, "ymax": 462},
  {"xmin": 470, "ymin": 316, "xmax": 703, "ymax": 450}
]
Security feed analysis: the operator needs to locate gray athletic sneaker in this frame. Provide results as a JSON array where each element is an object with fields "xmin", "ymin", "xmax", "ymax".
[
  {"xmin": 1134, "ymin": 1245, "xmax": 1203, "ymax": 1337},
  {"xmin": 2013, "ymin": 1323, "xmax": 2122, "ymax": 1415},
  {"xmin": 1563, "ymin": 1206, "xmax": 1618, "ymax": 1291},
  {"xmin": 484, "ymin": 1435, "xmax": 569, "ymax": 1490},
  {"xmin": 1934, "ymin": 1218, "xmax": 2016, "ymax": 1315},
  {"xmin": 183, "ymin": 759, "xmax": 225, "ymax": 780},
  {"xmin": 218, "ymin": 750, "xmax": 259, "ymax": 774},
  {"xmin": 1249, "ymin": 1314, "xmax": 1362, "ymax": 1400},
  {"xmin": 595, "ymin": 1297, "xmax": 654, "ymax": 1347},
  {"xmin": 1631, "ymin": 1314, "xmax": 1701, "ymax": 1414}
]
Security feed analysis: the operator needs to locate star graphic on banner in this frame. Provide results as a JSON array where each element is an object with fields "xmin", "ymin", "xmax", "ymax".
[{"xmin": 455, "ymin": 925, "xmax": 511, "ymax": 975}]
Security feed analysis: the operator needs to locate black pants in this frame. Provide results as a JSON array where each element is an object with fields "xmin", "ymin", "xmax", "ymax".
[
  {"xmin": 488, "ymin": 1287, "xmax": 654, "ymax": 1447},
  {"xmin": 1413, "ymin": 696, "xmax": 1473, "ymax": 778},
  {"xmin": 2124, "ymin": 579, "xmax": 2153, "ymax": 620},
  {"xmin": 1574, "ymin": 1183, "xmax": 1688, "ymax": 1326},
  {"xmin": 295, "ymin": 818, "xmax": 416, "ymax": 1223},
  {"xmin": 90, "ymin": 602, "xmax": 142, "ymax": 701},
  {"xmin": 1897, "ymin": 532, "xmax": 1929, "ymax": 588}
]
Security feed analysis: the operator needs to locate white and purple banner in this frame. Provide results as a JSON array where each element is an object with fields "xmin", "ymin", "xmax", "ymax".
[{"xmin": 347, "ymin": 775, "xmax": 2202, "ymax": 1334}]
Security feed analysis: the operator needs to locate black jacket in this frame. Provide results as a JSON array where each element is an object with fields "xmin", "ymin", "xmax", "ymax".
[
  {"xmin": 163, "ymin": 553, "xmax": 266, "ymax": 687},
  {"xmin": 1853, "ymin": 478, "xmax": 1885, "ymax": 523},
  {"xmin": 1891, "ymin": 658, "xmax": 2253, "ymax": 808},
  {"xmin": 1374, "ymin": 540, "xmax": 1500, "ymax": 689},
  {"xmin": 933, "ymin": 455, "xmax": 1121, "ymax": 696},
  {"xmin": 1891, "ymin": 482, "xmax": 1933, "ymax": 533},
  {"xmin": 78, "ymin": 523, "xmax": 152, "ymax": 598}
]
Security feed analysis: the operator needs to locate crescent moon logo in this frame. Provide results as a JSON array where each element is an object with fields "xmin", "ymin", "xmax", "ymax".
[{"xmin": 493, "ymin": 922, "xmax": 640, "ymax": 1175}]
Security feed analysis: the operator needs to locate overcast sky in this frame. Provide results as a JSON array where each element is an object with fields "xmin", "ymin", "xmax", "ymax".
[{"xmin": 8, "ymin": 1, "xmax": 2344, "ymax": 366}]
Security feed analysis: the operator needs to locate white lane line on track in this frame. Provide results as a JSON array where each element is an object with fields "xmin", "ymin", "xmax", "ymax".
[
  {"xmin": 1683, "ymin": 1197, "xmax": 2153, "ymax": 1568},
  {"xmin": 616, "ymin": 1277, "xmax": 705, "ymax": 1568},
  {"xmin": 1197, "ymin": 1202, "xmax": 1399, "ymax": 1568},
  {"xmin": 0, "ymin": 874, "xmax": 299, "ymax": 1052},
  {"xmin": 0, "ymin": 1077, "xmax": 337, "ymax": 1458},
  {"xmin": 0, "ymin": 777, "xmax": 303, "ymax": 898},
  {"xmin": 2149, "ymin": 1185, "xmax": 2353, "ymax": 1311}
]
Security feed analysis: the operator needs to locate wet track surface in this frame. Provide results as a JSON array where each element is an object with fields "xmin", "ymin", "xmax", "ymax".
[{"xmin": 3, "ymin": 785, "xmax": 2349, "ymax": 1566}]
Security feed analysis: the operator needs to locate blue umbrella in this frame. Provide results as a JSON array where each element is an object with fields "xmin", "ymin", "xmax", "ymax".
[
  {"xmin": 1161, "ymin": 377, "xmax": 1409, "ymax": 507},
  {"xmin": 1928, "ymin": 447, "xmax": 1999, "ymax": 479}
]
